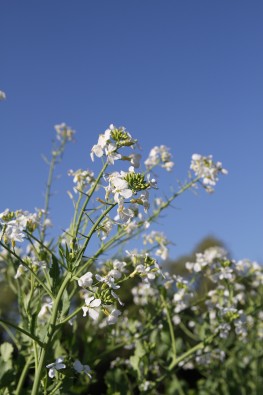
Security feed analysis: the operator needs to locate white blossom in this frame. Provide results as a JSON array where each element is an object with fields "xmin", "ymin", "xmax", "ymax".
[
  {"xmin": 107, "ymin": 309, "xmax": 121, "ymax": 325},
  {"xmin": 54, "ymin": 123, "xmax": 75, "ymax": 142},
  {"xmin": 46, "ymin": 357, "xmax": 66, "ymax": 378},
  {"xmin": 82, "ymin": 296, "xmax": 101, "ymax": 320},
  {"xmin": 78, "ymin": 272, "xmax": 93, "ymax": 288},
  {"xmin": 190, "ymin": 154, "xmax": 228, "ymax": 192}
]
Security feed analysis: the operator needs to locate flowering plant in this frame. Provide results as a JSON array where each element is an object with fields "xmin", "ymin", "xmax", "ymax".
[{"xmin": 0, "ymin": 119, "xmax": 262, "ymax": 394}]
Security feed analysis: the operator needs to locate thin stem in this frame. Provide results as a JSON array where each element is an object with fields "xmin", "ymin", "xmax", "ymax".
[
  {"xmin": 49, "ymin": 381, "xmax": 63, "ymax": 395},
  {"xmin": 58, "ymin": 305, "xmax": 83, "ymax": 326},
  {"xmin": 15, "ymin": 354, "xmax": 34, "ymax": 395},
  {"xmin": 161, "ymin": 294, "xmax": 177, "ymax": 366},
  {"xmin": 0, "ymin": 241, "xmax": 53, "ymax": 298},
  {"xmin": 0, "ymin": 318, "xmax": 44, "ymax": 347},
  {"xmin": 74, "ymin": 161, "xmax": 108, "ymax": 239},
  {"xmin": 81, "ymin": 203, "xmax": 117, "ymax": 254},
  {"xmin": 40, "ymin": 140, "xmax": 66, "ymax": 243},
  {"xmin": 31, "ymin": 272, "xmax": 72, "ymax": 395},
  {"xmin": 169, "ymin": 333, "xmax": 216, "ymax": 370},
  {"xmin": 0, "ymin": 321, "xmax": 18, "ymax": 347}
]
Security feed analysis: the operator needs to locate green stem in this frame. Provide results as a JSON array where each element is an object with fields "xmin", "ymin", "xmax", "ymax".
[
  {"xmin": 0, "ymin": 321, "xmax": 18, "ymax": 347},
  {"xmin": 40, "ymin": 140, "xmax": 66, "ymax": 243},
  {"xmin": 161, "ymin": 294, "xmax": 177, "ymax": 366},
  {"xmin": 31, "ymin": 272, "xmax": 72, "ymax": 395},
  {"xmin": 0, "ymin": 318, "xmax": 44, "ymax": 347},
  {"xmin": 74, "ymin": 161, "xmax": 108, "ymax": 239},
  {"xmin": 58, "ymin": 305, "xmax": 83, "ymax": 325},
  {"xmin": 15, "ymin": 354, "xmax": 34, "ymax": 395},
  {"xmin": 49, "ymin": 381, "xmax": 63, "ymax": 395},
  {"xmin": 0, "ymin": 241, "xmax": 53, "ymax": 298},
  {"xmin": 169, "ymin": 333, "xmax": 216, "ymax": 370}
]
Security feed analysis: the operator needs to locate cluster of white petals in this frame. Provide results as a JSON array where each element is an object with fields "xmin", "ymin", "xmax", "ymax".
[
  {"xmin": 54, "ymin": 122, "xmax": 75, "ymax": 142},
  {"xmin": 78, "ymin": 271, "xmax": 93, "ymax": 288},
  {"xmin": 106, "ymin": 171, "xmax": 133, "ymax": 203},
  {"xmin": 46, "ymin": 357, "xmax": 66, "ymax": 378},
  {"xmin": 190, "ymin": 154, "xmax": 228, "ymax": 192},
  {"xmin": 145, "ymin": 145, "xmax": 174, "ymax": 171},
  {"xmin": 0, "ymin": 209, "xmax": 40, "ymax": 245},
  {"xmin": 82, "ymin": 296, "xmax": 101, "ymax": 320},
  {"xmin": 68, "ymin": 168, "xmax": 94, "ymax": 193},
  {"xmin": 91, "ymin": 124, "xmax": 136, "ymax": 164}
]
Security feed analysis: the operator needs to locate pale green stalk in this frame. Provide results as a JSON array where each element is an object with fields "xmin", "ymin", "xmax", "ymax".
[
  {"xmin": 161, "ymin": 294, "xmax": 177, "ymax": 366},
  {"xmin": 31, "ymin": 272, "xmax": 72, "ymax": 395},
  {"xmin": 0, "ymin": 318, "xmax": 44, "ymax": 346},
  {"xmin": 40, "ymin": 139, "xmax": 67, "ymax": 243},
  {"xmin": 73, "ymin": 161, "xmax": 108, "ymax": 239},
  {"xmin": 15, "ymin": 355, "xmax": 34, "ymax": 395},
  {"xmin": 0, "ymin": 241, "xmax": 53, "ymax": 298}
]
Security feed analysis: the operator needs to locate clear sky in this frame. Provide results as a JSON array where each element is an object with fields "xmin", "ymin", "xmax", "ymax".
[{"xmin": 1, "ymin": 1, "xmax": 262, "ymax": 262}]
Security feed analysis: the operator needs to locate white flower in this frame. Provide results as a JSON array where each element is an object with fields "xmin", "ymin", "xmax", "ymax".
[
  {"xmin": 190, "ymin": 154, "xmax": 228, "ymax": 191},
  {"xmin": 107, "ymin": 309, "xmax": 121, "ymax": 325},
  {"xmin": 145, "ymin": 145, "xmax": 174, "ymax": 171},
  {"xmin": 14, "ymin": 264, "xmax": 28, "ymax": 279},
  {"xmin": 82, "ymin": 296, "xmax": 101, "ymax": 320},
  {"xmin": 116, "ymin": 199, "xmax": 134, "ymax": 223},
  {"xmin": 95, "ymin": 274, "xmax": 120, "ymax": 289},
  {"xmin": 46, "ymin": 357, "xmax": 66, "ymax": 378},
  {"xmin": 129, "ymin": 153, "xmax": 141, "ymax": 168},
  {"xmin": 0, "ymin": 90, "xmax": 6, "ymax": 100},
  {"xmin": 54, "ymin": 123, "xmax": 75, "ymax": 142},
  {"xmin": 111, "ymin": 176, "xmax": 133, "ymax": 203},
  {"xmin": 38, "ymin": 299, "xmax": 53, "ymax": 320},
  {"xmin": 68, "ymin": 168, "xmax": 94, "ymax": 193},
  {"xmin": 73, "ymin": 360, "xmax": 92, "ymax": 378},
  {"xmin": 139, "ymin": 190, "xmax": 150, "ymax": 213},
  {"xmin": 105, "ymin": 143, "xmax": 121, "ymax": 165},
  {"xmin": 4, "ymin": 222, "xmax": 24, "ymax": 243},
  {"xmin": 90, "ymin": 128, "xmax": 111, "ymax": 161},
  {"xmin": 78, "ymin": 272, "xmax": 93, "ymax": 288}
]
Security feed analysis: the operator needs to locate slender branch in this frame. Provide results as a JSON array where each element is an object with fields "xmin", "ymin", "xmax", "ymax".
[
  {"xmin": 0, "ymin": 318, "xmax": 45, "ymax": 347},
  {"xmin": 31, "ymin": 272, "xmax": 72, "ymax": 395},
  {"xmin": 161, "ymin": 294, "xmax": 177, "ymax": 366},
  {"xmin": 74, "ymin": 161, "xmax": 108, "ymax": 239},
  {"xmin": 0, "ymin": 241, "xmax": 53, "ymax": 298},
  {"xmin": 15, "ymin": 355, "xmax": 34, "ymax": 395}
]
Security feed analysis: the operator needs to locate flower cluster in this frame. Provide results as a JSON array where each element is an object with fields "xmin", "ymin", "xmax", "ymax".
[
  {"xmin": 145, "ymin": 145, "xmax": 174, "ymax": 171},
  {"xmin": 0, "ymin": 121, "xmax": 261, "ymax": 395},
  {"xmin": 54, "ymin": 122, "xmax": 75, "ymax": 142},
  {"xmin": 91, "ymin": 124, "xmax": 136, "ymax": 163},
  {"xmin": 0, "ymin": 209, "xmax": 40, "ymax": 245},
  {"xmin": 68, "ymin": 168, "xmax": 95, "ymax": 193},
  {"xmin": 190, "ymin": 153, "xmax": 228, "ymax": 192}
]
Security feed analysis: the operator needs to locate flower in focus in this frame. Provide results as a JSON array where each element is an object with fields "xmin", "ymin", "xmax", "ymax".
[
  {"xmin": 46, "ymin": 357, "xmax": 66, "ymax": 378},
  {"xmin": 78, "ymin": 272, "xmax": 93, "ymax": 288},
  {"xmin": 82, "ymin": 296, "xmax": 101, "ymax": 320}
]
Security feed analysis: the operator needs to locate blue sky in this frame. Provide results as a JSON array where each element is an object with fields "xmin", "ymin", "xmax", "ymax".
[{"xmin": 1, "ymin": 1, "xmax": 262, "ymax": 262}]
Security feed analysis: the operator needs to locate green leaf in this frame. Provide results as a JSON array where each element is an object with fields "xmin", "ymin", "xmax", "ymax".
[
  {"xmin": 61, "ymin": 289, "xmax": 70, "ymax": 317},
  {"xmin": 0, "ymin": 342, "xmax": 14, "ymax": 362},
  {"xmin": 50, "ymin": 255, "xmax": 61, "ymax": 292}
]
